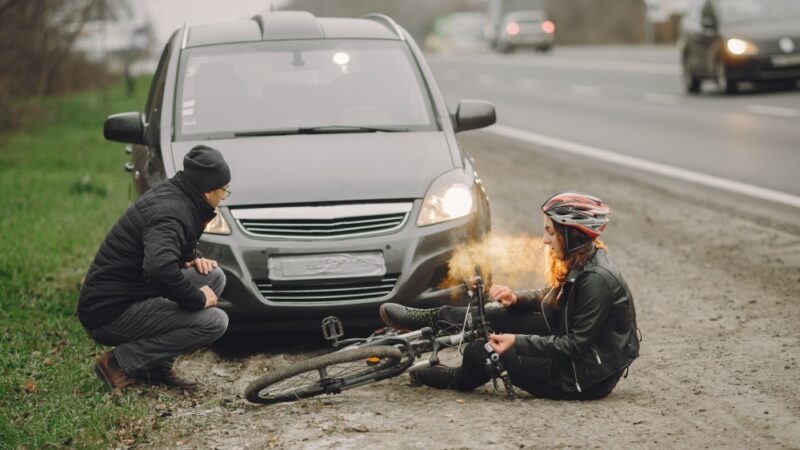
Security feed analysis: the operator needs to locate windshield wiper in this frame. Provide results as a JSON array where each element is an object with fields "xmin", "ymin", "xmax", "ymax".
[{"xmin": 234, "ymin": 125, "xmax": 410, "ymax": 137}]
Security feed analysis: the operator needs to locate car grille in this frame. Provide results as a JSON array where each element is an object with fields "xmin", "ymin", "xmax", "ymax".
[
  {"xmin": 755, "ymin": 37, "xmax": 799, "ymax": 55},
  {"xmin": 255, "ymin": 274, "xmax": 400, "ymax": 302},
  {"xmin": 230, "ymin": 202, "xmax": 413, "ymax": 239}
]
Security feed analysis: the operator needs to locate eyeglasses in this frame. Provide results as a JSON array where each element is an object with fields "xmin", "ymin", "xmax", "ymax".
[{"xmin": 222, "ymin": 186, "xmax": 232, "ymax": 197}]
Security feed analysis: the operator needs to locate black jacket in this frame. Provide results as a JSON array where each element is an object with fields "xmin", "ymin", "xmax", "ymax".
[
  {"xmin": 511, "ymin": 248, "xmax": 640, "ymax": 393},
  {"xmin": 77, "ymin": 172, "xmax": 217, "ymax": 329}
]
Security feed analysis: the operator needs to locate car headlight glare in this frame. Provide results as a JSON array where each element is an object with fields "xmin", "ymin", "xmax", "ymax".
[
  {"xmin": 726, "ymin": 38, "xmax": 758, "ymax": 56},
  {"xmin": 417, "ymin": 170, "xmax": 476, "ymax": 227},
  {"xmin": 204, "ymin": 208, "xmax": 231, "ymax": 235}
]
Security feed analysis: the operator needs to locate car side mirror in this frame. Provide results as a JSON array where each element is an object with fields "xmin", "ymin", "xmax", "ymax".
[
  {"xmin": 453, "ymin": 100, "xmax": 496, "ymax": 132},
  {"xmin": 701, "ymin": 16, "xmax": 717, "ymax": 29},
  {"xmin": 104, "ymin": 112, "xmax": 145, "ymax": 145}
]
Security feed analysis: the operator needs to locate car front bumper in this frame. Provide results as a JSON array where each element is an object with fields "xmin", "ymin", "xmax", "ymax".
[
  {"xmin": 724, "ymin": 53, "xmax": 800, "ymax": 82},
  {"xmin": 197, "ymin": 200, "xmax": 486, "ymax": 331},
  {"xmin": 500, "ymin": 32, "xmax": 554, "ymax": 47}
]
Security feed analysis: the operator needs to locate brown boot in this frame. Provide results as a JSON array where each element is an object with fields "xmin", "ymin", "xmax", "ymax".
[
  {"xmin": 95, "ymin": 351, "xmax": 136, "ymax": 392},
  {"xmin": 141, "ymin": 369, "xmax": 198, "ymax": 390}
]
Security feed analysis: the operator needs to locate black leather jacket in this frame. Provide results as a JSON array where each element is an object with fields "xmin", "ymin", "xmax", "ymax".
[{"xmin": 511, "ymin": 247, "xmax": 640, "ymax": 393}]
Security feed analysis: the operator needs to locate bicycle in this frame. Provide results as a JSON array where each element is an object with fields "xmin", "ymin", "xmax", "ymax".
[{"xmin": 244, "ymin": 268, "xmax": 517, "ymax": 404}]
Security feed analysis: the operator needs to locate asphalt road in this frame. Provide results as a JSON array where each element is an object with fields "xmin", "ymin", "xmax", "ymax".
[{"xmin": 427, "ymin": 46, "xmax": 800, "ymax": 199}]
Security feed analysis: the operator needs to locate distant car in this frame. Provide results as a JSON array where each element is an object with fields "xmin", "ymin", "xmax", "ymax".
[
  {"xmin": 495, "ymin": 10, "xmax": 555, "ymax": 54},
  {"xmin": 680, "ymin": 0, "xmax": 800, "ymax": 94},
  {"xmin": 103, "ymin": 11, "xmax": 495, "ymax": 331}
]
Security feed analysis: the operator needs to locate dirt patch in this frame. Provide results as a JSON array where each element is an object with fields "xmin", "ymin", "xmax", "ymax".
[{"xmin": 135, "ymin": 132, "xmax": 800, "ymax": 449}]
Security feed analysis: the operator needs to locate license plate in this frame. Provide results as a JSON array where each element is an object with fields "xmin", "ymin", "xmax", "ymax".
[
  {"xmin": 771, "ymin": 54, "xmax": 800, "ymax": 67},
  {"xmin": 268, "ymin": 252, "xmax": 386, "ymax": 281}
]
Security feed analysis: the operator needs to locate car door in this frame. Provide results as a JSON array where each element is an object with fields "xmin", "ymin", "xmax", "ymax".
[
  {"xmin": 683, "ymin": 0, "xmax": 713, "ymax": 76},
  {"xmin": 134, "ymin": 39, "xmax": 173, "ymax": 194},
  {"xmin": 695, "ymin": 0, "xmax": 721, "ymax": 77}
]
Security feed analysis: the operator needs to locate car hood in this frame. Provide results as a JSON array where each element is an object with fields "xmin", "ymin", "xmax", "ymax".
[
  {"xmin": 169, "ymin": 132, "xmax": 455, "ymax": 206},
  {"xmin": 721, "ymin": 17, "xmax": 800, "ymax": 41}
]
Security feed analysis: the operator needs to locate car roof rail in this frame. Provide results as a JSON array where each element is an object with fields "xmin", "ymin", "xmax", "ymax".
[
  {"xmin": 251, "ymin": 10, "xmax": 323, "ymax": 40},
  {"xmin": 362, "ymin": 13, "xmax": 405, "ymax": 41},
  {"xmin": 180, "ymin": 21, "xmax": 189, "ymax": 49}
]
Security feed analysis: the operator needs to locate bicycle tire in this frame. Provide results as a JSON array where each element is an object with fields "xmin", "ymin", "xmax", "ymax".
[{"xmin": 245, "ymin": 345, "xmax": 404, "ymax": 404}]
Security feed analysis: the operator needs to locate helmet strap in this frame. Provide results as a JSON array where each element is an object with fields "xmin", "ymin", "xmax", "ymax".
[{"xmin": 557, "ymin": 223, "xmax": 593, "ymax": 256}]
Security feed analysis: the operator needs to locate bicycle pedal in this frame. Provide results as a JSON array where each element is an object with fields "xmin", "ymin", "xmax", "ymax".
[{"xmin": 321, "ymin": 316, "xmax": 344, "ymax": 343}]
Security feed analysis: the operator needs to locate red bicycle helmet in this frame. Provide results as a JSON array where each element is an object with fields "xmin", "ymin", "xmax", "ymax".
[{"xmin": 541, "ymin": 191, "xmax": 610, "ymax": 239}]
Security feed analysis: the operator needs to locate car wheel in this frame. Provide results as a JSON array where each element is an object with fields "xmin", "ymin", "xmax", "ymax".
[
  {"xmin": 538, "ymin": 45, "xmax": 552, "ymax": 53},
  {"xmin": 715, "ymin": 59, "xmax": 737, "ymax": 94},
  {"xmin": 681, "ymin": 57, "xmax": 701, "ymax": 94},
  {"xmin": 501, "ymin": 45, "xmax": 514, "ymax": 54}
]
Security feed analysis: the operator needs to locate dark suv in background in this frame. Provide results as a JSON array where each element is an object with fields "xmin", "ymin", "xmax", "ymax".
[
  {"xmin": 680, "ymin": 0, "xmax": 800, "ymax": 94},
  {"xmin": 103, "ymin": 11, "xmax": 495, "ymax": 331}
]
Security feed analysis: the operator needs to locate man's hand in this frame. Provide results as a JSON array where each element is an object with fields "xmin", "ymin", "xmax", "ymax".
[
  {"xmin": 488, "ymin": 333, "xmax": 515, "ymax": 355},
  {"xmin": 185, "ymin": 257, "xmax": 218, "ymax": 275},
  {"xmin": 489, "ymin": 284, "xmax": 517, "ymax": 308},
  {"xmin": 200, "ymin": 285, "xmax": 218, "ymax": 308}
]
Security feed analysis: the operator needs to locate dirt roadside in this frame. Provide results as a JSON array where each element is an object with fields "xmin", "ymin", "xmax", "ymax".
[{"xmin": 135, "ymin": 131, "xmax": 800, "ymax": 449}]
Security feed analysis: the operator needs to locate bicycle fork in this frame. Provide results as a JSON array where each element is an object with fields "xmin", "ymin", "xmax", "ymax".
[{"xmin": 483, "ymin": 342, "xmax": 517, "ymax": 400}]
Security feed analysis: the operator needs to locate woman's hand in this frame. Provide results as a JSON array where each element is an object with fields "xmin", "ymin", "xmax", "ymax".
[
  {"xmin": 185, "ymin": 257, "xmax": 218, "ymax": 275},
  {"xmin": 488, "ymin": 333, "xmax": 515, "ymax": 355},
  {"xmin": 489, "ymin": 284, "xmax": 517, "ymax": 308}
]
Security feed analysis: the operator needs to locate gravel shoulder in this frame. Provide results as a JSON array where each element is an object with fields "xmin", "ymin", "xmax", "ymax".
[{"xmin": 136, "ymin": 131, "xmax": 800, "ymax": 450}]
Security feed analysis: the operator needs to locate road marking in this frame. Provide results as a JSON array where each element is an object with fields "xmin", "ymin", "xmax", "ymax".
[
  {"xmin": 747, "ymin": 104, "xmax": 800, "ymax": 118},
  {"xmin": 475, "ymin": 74, "xmax": 495, "ymax": 85},
  {"xmin": 429, "ymin": 54, "xmax": 680, "ymax": 75},
  {"xmin": 643, "ymin": 93, "xmax": 680, "ymax": 105},
  {"xmin": 517, "ymin": 78, "xmax": 539, "ymax": 89},
  {"xmin": 486, "ymin": 124, "xmax": 800, "ymax": 209},
  {"xmin": 570, "ymin": 85, "xmax": 600, "ymax": 96}
]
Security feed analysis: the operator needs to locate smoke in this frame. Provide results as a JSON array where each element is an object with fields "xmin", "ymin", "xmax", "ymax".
[{"xmin": 442, "ymin": 233, "xmax": 547, "ymax": 296}]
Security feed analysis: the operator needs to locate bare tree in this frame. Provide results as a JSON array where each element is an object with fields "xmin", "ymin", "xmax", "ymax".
[{"xmin": 0, "ymin": 0, "xmax": 122, "ymax": 130}]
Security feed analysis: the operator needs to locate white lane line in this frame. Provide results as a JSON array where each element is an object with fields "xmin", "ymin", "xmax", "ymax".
[
  {"xmin": 747, "ymin": 105, "xmax": 800, "ymax": 118},
  {"xmin": 517, "ymin": 78, "xmax": 540, "ymax": 89},
  {"xmin": 643, "ymin": 93, "xmax": 680, "ymax": 105},
  {"xmin": 570, "ymin": 85, "xmax": 600, "ymax": 96},
  {"xmin": 486, "ymin": 124, "xmax": 800, "ymax": 209},
  {"xmin": 429, "ymin": 54, "xmax": 679, "ymax": 75},
  {"xmin": 476, "ymin": 74, "xmax": 495, "ymax": 85}
]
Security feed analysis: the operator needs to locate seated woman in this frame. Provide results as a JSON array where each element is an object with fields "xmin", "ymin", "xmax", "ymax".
[{"xmin": 380, "ymin": 191, "xmax": 640, "ymax": 400}]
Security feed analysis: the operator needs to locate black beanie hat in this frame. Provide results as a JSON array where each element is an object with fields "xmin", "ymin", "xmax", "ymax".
[{"xmin": 182, "ymin": 145, "xmax": 231, "ymax": 193}]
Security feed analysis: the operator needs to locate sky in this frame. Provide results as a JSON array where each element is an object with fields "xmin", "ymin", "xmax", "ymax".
[{"xmin": 142, "ymin": 0, "xmax": 291, "ymax": 44}]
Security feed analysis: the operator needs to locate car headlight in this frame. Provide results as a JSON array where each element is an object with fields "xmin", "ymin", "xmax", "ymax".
[
  {"xmin": 726, "ymin": 38, "xmax": 758, "ymax": 56},
  {"xmin": 417, "ymin": 169, "xmax": 476, "ymax": 227},
  {"xmin": 204, "ymin": 207, "xmax": 231, "ymax": 235}
]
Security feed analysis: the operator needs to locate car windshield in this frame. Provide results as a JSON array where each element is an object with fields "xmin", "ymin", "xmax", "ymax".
[
  {"xmin": 713, "ymin": 0, "xmax": 800, "ymax": 22},
  {"xmin": 175, "ymin": 39, "xmax": 437, "ymax": 140}
]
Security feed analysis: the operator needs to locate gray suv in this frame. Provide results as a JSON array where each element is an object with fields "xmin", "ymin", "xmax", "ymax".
[{"xmin": 103, "ymin": 11, "xmax": 494, "ymax": 331}]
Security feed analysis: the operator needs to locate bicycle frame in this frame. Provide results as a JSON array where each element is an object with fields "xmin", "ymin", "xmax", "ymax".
[{"xmin": 324, "ymin": 268, "xmax": 516, "ymax": 399}]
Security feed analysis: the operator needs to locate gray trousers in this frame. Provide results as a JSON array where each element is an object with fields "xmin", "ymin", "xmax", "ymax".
[{"xmin": 89, "ymin": 267, "xmax": 229, "ymax": 377}]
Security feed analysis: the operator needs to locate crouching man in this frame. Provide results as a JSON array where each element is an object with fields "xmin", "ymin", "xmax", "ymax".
[{"xmin": 77, "ymin": 145, "xmax": 232, "ymax": 392}]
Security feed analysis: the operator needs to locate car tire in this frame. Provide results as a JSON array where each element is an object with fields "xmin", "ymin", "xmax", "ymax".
[
  {"xmin": 715, "ymin": 58, "xmax": 737, "ymax": 95},
  {"xmin": 682, "ymin": 57, "xmax": 701, "ymax": 94}
]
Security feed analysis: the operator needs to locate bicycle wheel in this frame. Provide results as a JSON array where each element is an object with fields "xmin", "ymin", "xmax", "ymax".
[{"xmin": 245, "ymin": 345, "xmax": 404, "ymax": 404}]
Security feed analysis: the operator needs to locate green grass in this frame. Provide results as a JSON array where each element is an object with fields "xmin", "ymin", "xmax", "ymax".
[{"xmin": 0, "ymin": 77, "xmax": 156, "ymax": 448}]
